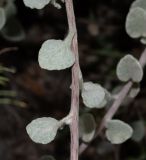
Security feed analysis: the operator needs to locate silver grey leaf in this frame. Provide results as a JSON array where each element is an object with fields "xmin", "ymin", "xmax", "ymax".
[
  {"xmin": 116, "ymin": 54, "xmax": 143, "ymax": 82},
  {"xmin": 26, "ymin": 117, "xmax": 59, "ymax": 144},
  {"xmin": 23, "ymin": 0, "xmax": 51, "ymax": 9},
  {"xmin": 126, "ymin": 7, "xmax": 146, "ymax": 38},
  {"xmin": 38, "ymin": 35, "xmax": 75, "ymax": 70},
  {"xmin": 81, "ymin": 82, "xmax": 105, "ymax": 108},
  {"xmin": 106, "ymin": 119, "xmax": 133, "ymax": 144}
]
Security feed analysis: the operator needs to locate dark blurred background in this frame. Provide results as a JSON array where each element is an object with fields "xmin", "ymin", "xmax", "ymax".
[{"xmin": 0, "ymin": 0, "xmax": 146, "ymax": 160}]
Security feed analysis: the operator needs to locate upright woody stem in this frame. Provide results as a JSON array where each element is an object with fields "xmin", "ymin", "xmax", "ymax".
[{"xmin": 65, "ymin": 1, "xmax": 80, "ymax": 160}]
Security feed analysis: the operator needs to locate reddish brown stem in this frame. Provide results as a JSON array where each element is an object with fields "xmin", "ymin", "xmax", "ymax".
[
  {"xmin": 79, "ymin": 48, "xmax": 146, "ymax": 155},
  {"xmin": 65, "ymin": 1, "xmax": 80, "ymax": 160}
]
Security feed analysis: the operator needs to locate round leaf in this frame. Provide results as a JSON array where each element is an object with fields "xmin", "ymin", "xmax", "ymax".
[
  {"xmin": 26, "ymin": 117, "xmax": 59, "ymax": 144},
  {"xmin": 126, "ymin": 7, "xmax": 146, "ymax": 38},
  {"xmin": 81, "ymin": 82, "xmax": 105, "ymax": 108},
  {"xmin": 23, "ymin": 0, "xmax": 51, "ymax": 9},
  {"xmin": 106, "ymin": 119, "xmax": 133, "ymax": 144},
  {"xmin": 79, "ymin": 113, "xmax": 96, "ymax": 142},
  {"xmin": 0, "ymin": 7, "xmax": 6, "ymax": 30},
  {"xmin": 116, "ymin": 54, "xmax": 143, "ymax": 82},
  {"xmin": 38, "ymin": 38, "xmax": 75, "ymax": 70}
]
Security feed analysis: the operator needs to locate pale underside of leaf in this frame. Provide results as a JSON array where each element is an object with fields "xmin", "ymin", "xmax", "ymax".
[
  {"xmin": 81, "ymin": 82, "xmax": 105, "ymax": 108},
  {"xmin": 26, "ymin": 117, "xmax": 59, "ymax": 144},
  {"xmin": 38, "ymin": 39, "xmax": 75, "ymax": 70},
  {"xmin": 106, "ymin": 119, "xmax": 133, "ymax": 144},
  {"xmin": 79, "ymin": 113, "xmax": 96, "ymax": 142},
  {"xmin": 116, "ymin": 54, "xmax": 143, "ymax": 82},
  {"xmin": 126, "ymin": 7, "xmax": 146, "ymax": 38}
]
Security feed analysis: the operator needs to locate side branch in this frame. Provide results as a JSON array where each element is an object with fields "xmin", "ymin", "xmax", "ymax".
[{"xmin": 79, "ymin": 48, "xmax": 146, "ymax": 155}]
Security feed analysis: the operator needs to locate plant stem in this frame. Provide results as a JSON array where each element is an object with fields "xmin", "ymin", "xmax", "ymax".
[
  {"xmin": 65, "ymin": 1, "xmax": 80, "ymax": 160},
  {"xmin": 96, "ymin": 81, "xmax": 133, "ymax": 135},
  {"xmin": 79, "ymin": 48, "xmax": 146, "ymax": 155}
]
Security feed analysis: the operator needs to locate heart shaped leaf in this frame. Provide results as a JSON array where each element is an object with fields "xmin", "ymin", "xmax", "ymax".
[
  {"xmin": 0, "ymin": 7, "xmax": 6, "ymax": 30},
  {"xmin": 126, "ymin": 7, "xmax": 146, "ymax": 38},
  {"xmin": 38, "ymin": 33, "xmax": 75, "ymax": 70},
  {"xmin": 81, "ymin": 82, "xmax": 105, "ymax": 108},
  {"xmin": 106, "ymin": 119, "xmax": 133, "ymax": 144},
  {"xmin": 116, "ymin": 54, "xmax": 143, "ymax": 82},
  {"xmin": 79, "ymin": 113, "xmax": 96, "ymax": 142},
  {"xmin": 26, "ymin": 117, "xmax": 60, "ymax": 144}
]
